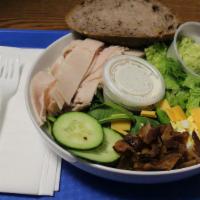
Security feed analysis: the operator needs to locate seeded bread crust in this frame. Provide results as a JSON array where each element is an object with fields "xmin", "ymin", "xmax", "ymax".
[{"xmin": 65, "ymin": 0, "xmax": 179, "ymax": 47}]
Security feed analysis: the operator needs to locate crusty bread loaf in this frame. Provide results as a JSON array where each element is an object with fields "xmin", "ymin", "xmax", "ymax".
[{"xmin": 65, "ymin": 0, "xmax": 179, "ymax": 47}]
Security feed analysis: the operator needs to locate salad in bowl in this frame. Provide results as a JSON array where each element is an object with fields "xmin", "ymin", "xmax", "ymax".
[{"xmin": 25, "ymin": 26, "xmax": 200, "ymax": 183}]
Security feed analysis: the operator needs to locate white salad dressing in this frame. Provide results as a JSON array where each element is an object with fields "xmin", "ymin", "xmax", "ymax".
[{"xmin": 103, "ymin": 55, "xmax": 165, "ymax": 110}]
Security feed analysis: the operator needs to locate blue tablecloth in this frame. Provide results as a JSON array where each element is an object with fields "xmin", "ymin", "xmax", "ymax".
[
  {"xmin": 0, "ymin": 29, "xmax": 199, "ymax": 200},
  {"xmin": 1, "ymin": 161, "xmax": 200, "ymax": 200}
]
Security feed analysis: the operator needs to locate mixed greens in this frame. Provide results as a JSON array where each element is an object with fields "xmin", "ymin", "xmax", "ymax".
[
  {"xmin": 145, "ymin": 43, "xmax": 200, "ymax": 115},
  {"xmin": 42, "ymin": 38, "xmax": 200, "ymax": 168}
]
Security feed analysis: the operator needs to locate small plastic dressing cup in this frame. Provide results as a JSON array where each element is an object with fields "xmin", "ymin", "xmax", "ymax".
[
  {"xmin": 103, "ymin": 55, "xmax": 165, "ymax": 110},
  {"xmin": 167, "ymin": 21, "xmax": 200, "ymax": 78}
]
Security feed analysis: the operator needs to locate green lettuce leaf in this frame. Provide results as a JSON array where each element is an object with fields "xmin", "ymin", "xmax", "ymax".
[
  {"xmin": 175, "ymin": 90, "xmax": 190, "ymax": 110},
  {"xmin": 164, "ymin": 75, "xmax": 180, "ymax": 90},
  {"xmin": 88, "ymin": 108, "xmax": 131, "ymax": 124},
  {"xmin": 145, "ymin": 43, "xmax": 199, "ymax": 114},
  {"xmin": 182, "ymin": 75, "xmax": 200, "ymax": 89},
  {"xmin": 131, "ymin": 116, "xmax": 160, "ymax": 134},
  {"xmin": 186, "ymin": 88, "xmax": 200, "ymax": 114}
]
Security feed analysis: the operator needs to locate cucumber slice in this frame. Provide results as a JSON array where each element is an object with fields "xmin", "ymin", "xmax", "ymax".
[
  {"xmin": 70, "ymin": 128, "xmax": 123, "ymax": 163},
  {"xmin": 53, "ymin": 112, "xmax": 103, "ymax": 150}
]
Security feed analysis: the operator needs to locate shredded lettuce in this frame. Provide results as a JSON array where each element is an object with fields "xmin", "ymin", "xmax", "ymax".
[
  {"xmin": 164, "ymin": 75, "xmax": 180, "ymax": 90},
  {"xmin": 186, "ymin": 89, "xmax": 200, "ymax": 114},
  {"xmin": 178, "ymin": 36, "xmax": 200, "ymax": 75},
  {"xmin": 145, "ymin": 43, "xmax": 168, "ymax": 74},
  {"xmin": 145, "ymin": 43, "xmax": 185, "ymax": 79},
  {"xmin": 182, "ymin": 75, "xmax": 200, "ymax": 89},
  {"xmin": 145, "ymin": 43, "xmax": 185, "ymax": 90}
]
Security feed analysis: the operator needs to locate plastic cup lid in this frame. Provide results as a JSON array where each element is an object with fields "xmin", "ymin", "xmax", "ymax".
[{"xmin": 103, "ymin": 55, "xmax": 165, "ymax": 108}]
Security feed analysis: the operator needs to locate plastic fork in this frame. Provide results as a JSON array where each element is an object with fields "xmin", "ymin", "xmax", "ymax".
[{"xmin": 0, "ymin": 56, "xmax": 22, "ymax": 128}]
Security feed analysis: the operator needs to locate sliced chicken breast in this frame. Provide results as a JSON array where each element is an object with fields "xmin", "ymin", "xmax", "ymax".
[
  {"xmin": 31, "ymin": 38, "xmax": 145, "ymax": 124},
  {"xmin": 30, "ymin": 71, "xmax": 56, "ymax": 125},
  {"xmin": 48, "ymin": 83, "xmax": 65, "ymax": 110},
  {"xmin": 51, "ymin": 40, "xmax": 83, "ymax": 75},
  {"xmin": 73, "ymin": 46, "xmax": 127, "ymax": 110},
  {"xmin": 52, "ymin": 38, "xmax": 104, "ymax": 105}
]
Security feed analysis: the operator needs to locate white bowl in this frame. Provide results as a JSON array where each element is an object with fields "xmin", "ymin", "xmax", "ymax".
[{"xmin": 25, "ymin": 33, "xmax": 200, "ymax": 184}]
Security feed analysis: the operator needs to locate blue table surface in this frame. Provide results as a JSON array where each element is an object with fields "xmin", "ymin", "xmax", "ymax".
[{"xmin": 0, "ymin": 29, "xmax": 199, "ymax": 200}]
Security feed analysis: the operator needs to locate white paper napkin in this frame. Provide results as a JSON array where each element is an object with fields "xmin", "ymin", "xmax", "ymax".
[{"xmin": 0, "ymin": 46, "xmax": 61, "ymax": 196}]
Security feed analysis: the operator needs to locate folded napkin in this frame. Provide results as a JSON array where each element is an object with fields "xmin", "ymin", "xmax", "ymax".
[{"xmin": 0, "ymin": 46, "xmax": 61, "ymax": 196}]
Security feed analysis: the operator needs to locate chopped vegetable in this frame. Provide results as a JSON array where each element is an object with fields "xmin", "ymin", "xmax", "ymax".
[
  {"xmin": 178, "ymin": 36, "xmax": 200, "ymax": 75},
  {"xmin": 186, "ymin": 88, "xmax": 200, "ymax": 114},
  {"xmin": 145, "ymin": 43, "xmax": 200, "ymax": 114},
  {"xmin": 53, "ymin": 112, "xmax": 103, "ymax": 150},
  {"xmin": 47, "ymin": 115, "xmax": 57, "ymax": 123},
  {"xmin": 145, "ymin": 43, "xmax": 186, "ymax": 82},
  {"xmin": 88, "ymin": 108, "xmax": 131, "ymax": 124},
  {"xmin": 111, "ymin": 120, "xmax": 131, "ymax": 135},
  {"xmin": 156, "ymin": 108, "xmax": 170, "ymax": 124},
  {"xmin": 140, "ymin": 110, "xmax": 157, "ymax": 118},
  {"xmin": 182, "ymin": 75, "xmax": 200, "ymax": 89},
  {"xmin": 70, "ymin": 128, "xmax": 122, "ymax": 163},
  {"xmin": 42, "ymin": 120, "xmax": 53, "ymax": 138},
  {"xmin": 131, "ymin": 116, "xmax": 160, "ymax": 133},
  {"xmin": 104, "ymin": 101, "xmax": 135, "ymax": 120},
  {"xmin": 145, "ymin": 43, "xmax": 168, "ymax": 75},
  {"xmin": 103, "ymin": 101, "xmax": 160, "ymax": 134},
  {"xmin": 89, "ymin": 88, "xmax": 104, "ymax": 111}
]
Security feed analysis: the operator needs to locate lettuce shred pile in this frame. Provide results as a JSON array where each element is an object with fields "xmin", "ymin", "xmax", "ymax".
[{"xmin": 145, "ymin": 43, "xmax": 200, "ymax": 114}]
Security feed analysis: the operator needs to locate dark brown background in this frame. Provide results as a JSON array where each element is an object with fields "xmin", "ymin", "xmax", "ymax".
[{"xmin": 0, "ymin": 0, "xmax": 200, "ymax": 30}]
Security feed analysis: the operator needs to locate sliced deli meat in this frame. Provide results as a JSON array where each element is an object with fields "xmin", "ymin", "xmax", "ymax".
[
  {"xmin": 62, "ymin": 39, "xmax": 83, "ymax": 58},
  {"xmin": 30, "ymin": 71, "xmax": 56, "ymax": 125},
  {"xmin": 51, "ymin": 40, "xmax": 83, "ymax": 75},
  {"xmin": 52, "ymin": 38, "xmax": 104, "ymax": 105},
  {"xmin": 51, "ymin": 56, "xmax": 64, "ymax": 76},
  {"xmin": 73, "ymin": 46, "xmax": 127, "ymax": 110},
  {"xmin": 48, "ymin": 83, "xmax": 65, "ymax": 110},
  {"xmin": 30, "ymin": 39, "xmax": 147, "ymax": 123}
]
